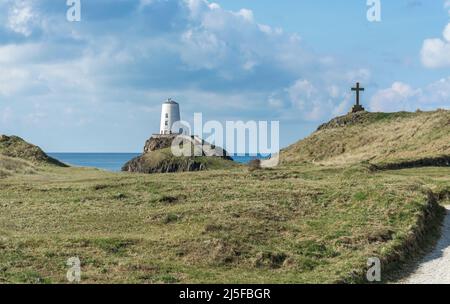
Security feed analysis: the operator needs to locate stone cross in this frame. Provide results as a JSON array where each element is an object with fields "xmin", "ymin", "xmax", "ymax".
[{"xmin": 351, "ymin": 82, "xmax": 365, "ymax": 106}]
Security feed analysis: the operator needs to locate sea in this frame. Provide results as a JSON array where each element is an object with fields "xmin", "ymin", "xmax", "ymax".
[{"xmin": 47, "ymin": 153, "xmax": 267, "ymax": 172}]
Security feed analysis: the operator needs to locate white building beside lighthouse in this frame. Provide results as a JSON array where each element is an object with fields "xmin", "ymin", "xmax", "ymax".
[{"xmin": 160, "ymin": 98, "xmax": 181, "ymax": 135}]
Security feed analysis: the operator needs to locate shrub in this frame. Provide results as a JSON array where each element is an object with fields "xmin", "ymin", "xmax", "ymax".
[
  {"xmin": 248, "ymin": 159, "xmax": 262, "ymax": 171},
  {"xmin": 163, "ymin": 213, "xmax": 180, "ymax": 224}
]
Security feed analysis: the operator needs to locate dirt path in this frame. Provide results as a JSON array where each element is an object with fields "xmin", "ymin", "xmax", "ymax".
[{"xmin": 402, "ymin": 206, "xmax": 450, "ymax": 284}]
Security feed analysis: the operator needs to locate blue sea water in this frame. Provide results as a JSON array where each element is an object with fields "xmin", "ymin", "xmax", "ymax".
[
  {"xmin": 48, "ymin": 153, "xmax": 264, "ymax": 172},
  {"xmin": 48, "ymin": 153, "xmax": 140, "ymax": 172}
]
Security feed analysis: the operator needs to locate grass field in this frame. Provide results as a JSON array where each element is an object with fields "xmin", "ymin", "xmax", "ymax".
[
  {"xmin": 0, "ymin": 162, "xmax": 448, "ymax": 283},
  {"xmin": 2, "ymin": 110, "xmax": 450, "ymax": 284}
]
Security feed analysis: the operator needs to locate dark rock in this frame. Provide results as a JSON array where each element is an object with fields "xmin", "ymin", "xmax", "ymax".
[
  {"xmin": 143, "ymin": 135, "xmax": 178, "ymax": 153},
  {"xmin": 350, "ymin": 104, "xmax": 365, "ymax": 113},
  {"xmin": 122, "ymin": 155, "xmax": 206, "ymax": 174}
]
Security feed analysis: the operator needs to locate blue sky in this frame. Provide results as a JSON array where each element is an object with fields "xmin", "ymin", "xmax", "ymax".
[{"xmin": 0, "ymin": 0, "xmax": 450, "ymax": 152}]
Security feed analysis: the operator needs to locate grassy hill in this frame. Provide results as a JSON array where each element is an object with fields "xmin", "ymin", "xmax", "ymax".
[
  {"xmin": 0, "ymin": 135, "xmax": 67, "ymax": 167},
  {"xmin": 1, "ymin": 112, "xmax": 450, "ymax": 283},
  {"xmin": 282, "ymin": 110, "xmax": 450, "ymax": 167}
]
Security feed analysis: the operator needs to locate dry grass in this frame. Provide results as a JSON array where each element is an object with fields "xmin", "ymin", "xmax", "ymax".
[
  {"xmin": 282, "ymin": 110, "xmax": 450, "ymax": 166},
  {"xmin": 0, "ymin": 155, "xmax": 36, "ymax": 178}
]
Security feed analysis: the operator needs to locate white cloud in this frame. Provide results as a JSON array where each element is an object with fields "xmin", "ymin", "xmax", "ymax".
[
  {"xmin": 0, "ymin": 67, "xmax": 33, "ymax": 96},
  {"xmin": 180, "ymin": 29, "xmax": 228, "ymax": 70},
  {"xmin": 177, "ymin": 0, "xmax": 325, "ymax": 78},
  {"xmin": 332, "ymin": 95, "xmax": 352, "ymax": 117},
  {"xmin": 139, "ymin": 0, "xmax": 154, "ymax": 9},
  {"xmin": 370, "ymin": 82, "xmax": 421, "ymax": 112},
  {"xmin": 421, "ymin": 3, "xmax": 450, "ymax": 68},
  {"xmin": 328, "ymin": 85, "xmax": 340, "ymax": 98},
  {"xmin": 0, "ymin": 0, "xmax": 365, "ymax": 115},
  {"xmin": 288, "ymin": 80, "xmax": 316, "ymax": 103},
  {"xmin": 370, "ymin": 78, "xmax": 450, "ymax": 112},
  {"xmin": 444, "ymin": 23, "xmax": 450, "ymax": 41},
  {"xmin": 425, "ymin": 76, "xmax": 450, "ymax": 102},
  {"xmin": 278, "ymin": 78, "xmax": 353, "ymax": 121},
  {"xmin": 7, "ymin": 0, "xmax": 37, "ymax": 37},
  {"xmin": 421, "ymin": 34, "xmax": 450, "ymax": 68},
  {"xmin": 0, "ymin": 43, "xmax": 44, "ymax": 65},
  {"xmin": 0, "ymin": 0, "xmax": 375, "ymax": 150},
  {"xmin": 236, "ymin": 9, "xmax": 254, "ymax": 22},
  {"xmin": 287, "ymin": 80, "xmax": 316, "ymax": 118}
]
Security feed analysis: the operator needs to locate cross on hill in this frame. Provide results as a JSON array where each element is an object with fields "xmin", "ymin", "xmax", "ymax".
[
  {"xmin": 351, "ymin": 82, "xmax": 364, "ymax": 106},
  {"xmin": 350, "ymin": 82, "xmax": 366, "ymax": 113}
]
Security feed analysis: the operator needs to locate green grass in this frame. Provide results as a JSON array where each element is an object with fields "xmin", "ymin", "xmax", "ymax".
[{"xmin": 0, "ymin": 162, "xmax": 448, "ymax": 283}]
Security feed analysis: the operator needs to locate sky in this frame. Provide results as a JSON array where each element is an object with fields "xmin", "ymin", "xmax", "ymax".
[{"xmin": 0, "ymin": 0, "xmax": 450, "ymax": 152}]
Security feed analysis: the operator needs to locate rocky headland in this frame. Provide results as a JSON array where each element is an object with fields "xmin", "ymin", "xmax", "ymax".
[{"xmin": 122, "ymin": 134, "xmax": 236, "ymax": 174}]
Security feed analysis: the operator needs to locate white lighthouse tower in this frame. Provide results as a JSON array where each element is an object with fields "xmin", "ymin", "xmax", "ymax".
[{"xmin": 159, "ymin": 98, "xmax": 181, "ymax": 135}]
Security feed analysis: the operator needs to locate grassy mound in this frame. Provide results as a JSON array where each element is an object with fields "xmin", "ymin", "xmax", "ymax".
[
  {"xmin": 0, "ymin": 135, "xmax": 66, "ymax": 167},
  {"xmin": 282, "ymin": 110, "xmax": 450, "ymax": 167}
]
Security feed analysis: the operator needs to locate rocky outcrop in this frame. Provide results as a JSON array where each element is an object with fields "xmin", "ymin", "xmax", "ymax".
[
  {"xmin": 143, "ymin": 134, "xmax": 232, "ymax": 159},
  {"xmin": 317, "ymin": 112, "xmax": 370, "ymax": 130},
  {"xmin": 122, "ymin": 154, "xmax": 208, "ymax": 174},
  {"xmin": 350, "ymin": 104, "xmax": 365, "ymax": 113},
  {"xmin": 143, "ymin": 135, "xmax": 178, "ymax": 153},
  {"xmin": 122, "ymin": 134, "xmax": 235, "ymax": 174}
]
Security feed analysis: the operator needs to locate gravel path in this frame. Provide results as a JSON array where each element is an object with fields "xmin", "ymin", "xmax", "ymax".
[{"xmin": 402, "ymin": 206, "xmax": 450, "ymax": 284}]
